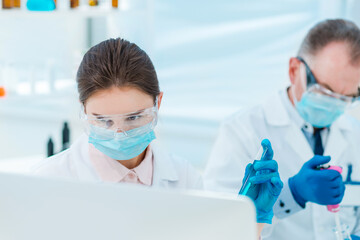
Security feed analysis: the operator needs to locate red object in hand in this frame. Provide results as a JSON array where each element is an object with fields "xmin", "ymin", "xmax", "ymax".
[{"xmin": 319, "ymin": 165, "xmax": 343, "ymax": 212}]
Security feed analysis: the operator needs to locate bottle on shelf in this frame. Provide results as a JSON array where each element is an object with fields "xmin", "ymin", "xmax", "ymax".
[
  {"xmin": 88, "ymin": 0, "xmax": 97, "ymax": 6},
  {"xmin": 112, "ymin": 0, "xmax": 117, "ymax": 8},
  {"xmin": 13, "ymin": 0, "xmax": 20, "ymax": 8},
  {"xmin": 2, "ymin": 0, "xmax": 13, "ymax": 9},
  {"xmin": 47, "ymin": 137, "xmax": 54, "ymax": 157},
  {"xmin": 0, "ymin": 86, "xmax": 6, "ymax": 98},
  {"xmin": 62, "ymin": 122, "xmax": 70, "ymax": 151},
  {"xmin": 70, "ymin": 0, "xmax": 78, "ymax": 8}
]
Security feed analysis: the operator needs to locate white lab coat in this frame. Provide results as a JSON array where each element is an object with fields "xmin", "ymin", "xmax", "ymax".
[
  {"xmin": 204, "ymin": 89, "xmax": 360, "ymax": 240},
  {"xmin": 33, "ymin": 134, "xmax": 203, "ymax": 190}
]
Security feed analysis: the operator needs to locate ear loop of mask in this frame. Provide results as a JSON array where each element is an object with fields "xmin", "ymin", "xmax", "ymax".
[{"xmin": 152, "ymin": 96, "xmax": 160, "ymax": 129}]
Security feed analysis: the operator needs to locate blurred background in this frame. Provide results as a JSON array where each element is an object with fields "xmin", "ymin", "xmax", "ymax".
[{"xmin": 0, "ymin": 0, "xmax": 360, "ymax": 173}]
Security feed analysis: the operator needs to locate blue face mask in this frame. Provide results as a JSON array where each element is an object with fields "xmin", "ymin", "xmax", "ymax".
[
  {"xmin": 295, "ymin": 91, "xmax": 347, "ymax": 128},
  {"xmin": 88, "ymin": 124, "xmax": 156, "ymax": 161}
]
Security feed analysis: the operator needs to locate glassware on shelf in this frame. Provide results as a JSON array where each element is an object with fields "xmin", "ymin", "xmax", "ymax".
[
  {"xmin": 88, "ymin": 0, "xmax": 97, "ymax": 6},
  {"xmin": 13, "ymin": 0, "xmax": 20, "ymax": 7},
  {"xmin": 70, "ymin": 0, "xmax": 78, "ymax": 8},
  {"xmin": 112, "ymin": 0, "xmax": 117, "ymax": 8},
  {"xmin": 2, "ymin": 0, "xmax": 13, "ymax": 9}
]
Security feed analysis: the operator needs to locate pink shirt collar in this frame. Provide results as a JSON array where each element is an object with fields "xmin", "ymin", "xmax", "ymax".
[{"xmin": 88, "ymin": 143, "xmax": 153, "ymax": 186}]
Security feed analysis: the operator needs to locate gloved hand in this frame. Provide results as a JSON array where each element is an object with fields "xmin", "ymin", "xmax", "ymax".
[
  {"xmin": 351, "ymin": 235, "xmax": 360, "ymax": 240},
  {"xmin": 242, "ymin": 139, "xmax": 283, "ymax": 224},
  {"xmin": 289, "ymin": 155, "xmax": 345, "ymax": 208}
]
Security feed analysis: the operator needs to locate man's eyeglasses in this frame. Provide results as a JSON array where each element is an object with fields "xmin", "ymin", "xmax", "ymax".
[{"xmin": 296, "ymin": 56, "xmax": 360, "ymax": 104}]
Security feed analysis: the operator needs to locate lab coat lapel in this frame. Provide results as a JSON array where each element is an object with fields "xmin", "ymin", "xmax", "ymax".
[
  {"xmin": 284, "ymin": 124, "xmax": 314, "ymax": 163},
  {"xmin": 324, "ymin": 118, "xmax": 348, "ymax": 164},
  {"xmin": 151, "ymin": 141, "xmax": 179, "ymax": 188},
  {"xmin": 70, "ymin": 134, "xmax": 101, "ymax": 182}
]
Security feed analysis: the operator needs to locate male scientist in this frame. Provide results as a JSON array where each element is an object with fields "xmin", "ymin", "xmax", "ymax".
[{"xmin": 204, "ymin": 19, "xmax": 360, "ymax": 240}]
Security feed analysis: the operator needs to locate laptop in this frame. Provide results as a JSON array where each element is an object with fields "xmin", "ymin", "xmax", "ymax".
[{"xmin": 0, "ymin": 172, "xmax": 257, "ymax": 240}]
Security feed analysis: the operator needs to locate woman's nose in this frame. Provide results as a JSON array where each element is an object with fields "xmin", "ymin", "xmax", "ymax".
[{"xmin": 115, "ymin": 128, "xmax": 124, "ymax": 133}]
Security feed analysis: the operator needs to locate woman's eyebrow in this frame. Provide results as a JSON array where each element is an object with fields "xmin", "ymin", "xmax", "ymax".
[
  {"xmin": 90, "ymin": 109, "xmax": 147, "ymax": 117},
  {"xmin": 127, "ymin": 109, "xmax": 146, "ymax": 116}
]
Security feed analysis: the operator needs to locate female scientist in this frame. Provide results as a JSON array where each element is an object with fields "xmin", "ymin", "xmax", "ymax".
[{"xmin": 33, "ymin": 38, "xmax": 282, "ymax": 237}]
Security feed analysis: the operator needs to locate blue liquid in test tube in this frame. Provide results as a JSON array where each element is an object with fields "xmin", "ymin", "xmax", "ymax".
[{"xmin": 239, "ymin": 146, "xmax": 269, "ymax": 196}]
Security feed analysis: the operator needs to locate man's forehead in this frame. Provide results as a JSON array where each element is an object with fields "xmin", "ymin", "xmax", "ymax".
[{"xmin": 312, "ymin": 42, "xmax": 353, "ymax": 66}]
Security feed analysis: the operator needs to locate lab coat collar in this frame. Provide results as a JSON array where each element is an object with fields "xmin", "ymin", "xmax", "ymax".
[
  {"xmin": 262, "ymin": 89, "xmax": 292, "ymax": 127},
  {"xmin": 323, "ymin": 112, "xmax": 353, "ymax": 162},
  {"xmin": 333, "ymin": 114, "xmax": 354, "ymax": 131},
  {"xmin": 280, "ymin": 87, "xmax": 312, "ymax": 132}
]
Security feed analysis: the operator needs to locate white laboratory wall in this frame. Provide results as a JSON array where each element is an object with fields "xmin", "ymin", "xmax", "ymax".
[{"xmin": 0, "ymin": 0, "xmax": 360, "ymax": 172}]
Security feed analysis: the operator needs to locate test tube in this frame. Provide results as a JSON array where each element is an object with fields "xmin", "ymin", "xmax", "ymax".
[{"xmin": 239, "ymin": 146, "xmax": 268, "ymax": 196}]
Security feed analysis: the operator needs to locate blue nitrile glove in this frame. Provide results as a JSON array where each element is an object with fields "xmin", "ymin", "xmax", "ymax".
[
  {"xmin": 289, "ymin": 155, "xmax": 345, "ymax": 208},
  {"xmin": 351, "ymin": 235, "xmax": 360, "ymax": 240},
  {"xmin": 243, "ymin": 139, "xmax": 283, "ymax": 224}
]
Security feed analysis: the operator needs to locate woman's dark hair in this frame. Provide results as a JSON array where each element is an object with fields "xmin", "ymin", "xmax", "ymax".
[
  {"xmin": 76, "ymin": 38, "xmax": 160, "ymax": 105},
  {"xmin": 298, "ymin": 19, "xmax": 360, "ymax": 64}
]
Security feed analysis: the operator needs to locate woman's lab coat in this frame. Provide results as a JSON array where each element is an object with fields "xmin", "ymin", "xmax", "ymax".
[
  {"xmin": 203, "ymin": 89, "xmax": 360, "ymax": 240},
  {"xmin": 33, "ymin": 134, "xmax": 203, "ymax": 190}
]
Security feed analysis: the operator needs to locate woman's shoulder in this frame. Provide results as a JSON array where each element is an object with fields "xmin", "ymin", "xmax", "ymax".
[
  {"xmin": 32, "ymin": 149, "xmax": 76, "ymax": 178},
  {"xmin": 31, "ymin": 134, "xmax": 89, "ymax": 179}
]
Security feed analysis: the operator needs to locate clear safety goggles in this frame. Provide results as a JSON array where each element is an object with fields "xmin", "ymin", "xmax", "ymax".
[
  {"xmin": 297, "ymin": 56, "xmax": 360, "ymax": 106},
  {"xmin": 80, "ymin": 104, "xmax": 158, "ymax": 140},
  {"xmin": 307, "ymin": 84, "xmax": 358, "ymax": 107}
]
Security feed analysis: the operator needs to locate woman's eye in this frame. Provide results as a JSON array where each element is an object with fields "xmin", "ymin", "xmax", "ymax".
[
  {"xmin": 96, "ymin": 118, "xmax": 114, "ymax": 127},
  {"xmin": 127, "ymin": 115, "xmax": 141, "ymax": 121}
]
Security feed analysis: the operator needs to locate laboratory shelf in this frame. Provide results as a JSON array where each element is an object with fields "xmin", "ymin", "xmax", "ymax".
[
  {"xmin": 0, "ymin": 7, "xmax": 122, "ymax": 18},
  {"xmin": 0, "ymin": 91, "xmax": 79, "ymax": 121}
]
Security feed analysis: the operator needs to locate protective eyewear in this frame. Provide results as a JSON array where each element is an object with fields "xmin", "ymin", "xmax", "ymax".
[
  {"xmin": 297, "ymin": 56, "xmax": 360, "ymax": 105},
  {"xmin": 81, "ymin": 104, "xmax": 158, "ymax": 140}
]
